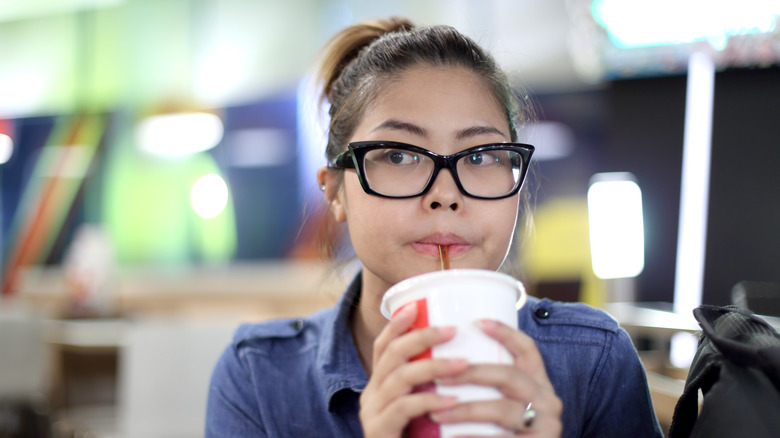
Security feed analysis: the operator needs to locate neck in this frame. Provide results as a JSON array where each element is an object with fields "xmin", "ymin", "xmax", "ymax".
[{"xmin": 350, "ymin": 272, "xmax": 391, "ymax": 377}]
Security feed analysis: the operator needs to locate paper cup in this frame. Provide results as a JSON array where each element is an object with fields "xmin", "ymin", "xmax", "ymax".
[{"xmin": 380, "ymin": 269, "xmax": 527, "ymax": 438}]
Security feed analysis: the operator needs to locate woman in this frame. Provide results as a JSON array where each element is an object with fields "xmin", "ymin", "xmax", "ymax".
[{"xmin": 206, "ymin": 17, "xmax": 663, "ymax": 437}]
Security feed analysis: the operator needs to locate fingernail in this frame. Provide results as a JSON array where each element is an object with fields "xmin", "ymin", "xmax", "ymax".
[
  {"xmin": 477, "ymin": 319, "xmax": 498, "ymax": 330},
  {"xmin": 430, "ymin": 408, "xmax": 454, "ymax": 422},
  {"xmin": 447, "ymin": 358, "xmax": 468, "ymax": 371},
  {"xmin": 397, "ymin": 304, "xmax": 417, "ymax": 319},
  {"xmin": 438, "ymin": 326, "xmax": 456, "ymax": 337},
  {"xmin": 441, "ymin": 395, "xmax": 458, "ymax": 405}
]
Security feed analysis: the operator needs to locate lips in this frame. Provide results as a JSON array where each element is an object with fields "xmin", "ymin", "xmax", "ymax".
[{"xmin": 411, "ymin": 233, "xmax": 471, "ymax": 258}]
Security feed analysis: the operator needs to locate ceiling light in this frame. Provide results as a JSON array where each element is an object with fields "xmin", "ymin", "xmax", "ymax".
[
  {"xmin": 587, "ymin": 172, "xmax": 645, "ymax": 279},
  {"xmin": 190, "ymin": 173, "xmax": 229, "ymax": 219},
  {"xmin": 136, "ymin": 111, "xmax": 224, "ymax": 158},
  {"xmin": 0, "ymin": 134, "xmax": 13, "ymax": 165},
  {"xmin": 591, "ymin": 0, "xmax": 780, "ymax": 49}
]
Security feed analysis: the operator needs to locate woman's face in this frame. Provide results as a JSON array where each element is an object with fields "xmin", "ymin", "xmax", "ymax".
[{"xmin": 326, "ymin": 65, "xmax": 520, "ymax": 294}]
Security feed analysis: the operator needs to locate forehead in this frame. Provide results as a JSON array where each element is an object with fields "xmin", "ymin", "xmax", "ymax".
[{"xmin": 361, "ymin": 64, "xmax": 509, "ymax": 136}]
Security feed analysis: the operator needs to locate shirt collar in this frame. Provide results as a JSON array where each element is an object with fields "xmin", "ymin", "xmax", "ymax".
[{"xmin": 317, "ymin": 272, "xmax": 369, "ymax": 412}]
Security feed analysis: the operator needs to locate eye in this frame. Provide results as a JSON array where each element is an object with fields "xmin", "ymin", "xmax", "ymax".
[
  {"xmin": 384, "ymin": 149, "xmax": 419, "ymax": 165},
  {"xmin": 465, "ymin": 152, "xmax": 500, "ymax": 166}
]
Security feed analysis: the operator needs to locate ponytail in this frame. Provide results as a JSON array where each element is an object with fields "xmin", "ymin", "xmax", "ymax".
[{"xmin": 316, "ymin": 17, "xmax": 413, "ymax": 109}]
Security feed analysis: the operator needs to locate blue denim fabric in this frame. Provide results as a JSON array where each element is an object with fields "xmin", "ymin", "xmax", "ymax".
[{"xmin": 206, "ymin": 273, "xmax": 663, "ymax": 437}]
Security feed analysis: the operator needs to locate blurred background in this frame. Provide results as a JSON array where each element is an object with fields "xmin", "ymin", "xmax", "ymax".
[{"xmin": 1, "ymin": 0, "xmax": 778, "ymax": 436}]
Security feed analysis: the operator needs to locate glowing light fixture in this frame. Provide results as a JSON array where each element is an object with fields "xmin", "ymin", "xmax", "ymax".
[
  {"xmin": 591, "ymin": 0, "xmax": 780, "ymax": 49},
  {"xmin": 674, "ymin": 52, "xmax": 714, "ymax": 315},
  {"xmin": 671, "ymin": 52, "xmax": 715, "ymax": 369},
  {"xmin": 587, "ymin": 172, "xmax": 645, "ymax": 279},
  {"xmin": 0, "ymin": 134, "xmax": 12, "ymax": 165},
  {"xmin": 190, "ymin": 173, "xmax": 229, "ymax": 219},
  {"xmin": 136, "ymin": 112, "xmax": 224, "ymax": 158}
]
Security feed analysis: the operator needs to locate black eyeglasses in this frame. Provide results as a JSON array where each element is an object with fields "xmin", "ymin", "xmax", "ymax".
[{"xmin": 330, "ymin": 141, "xmax": 534, "ymax": 199}]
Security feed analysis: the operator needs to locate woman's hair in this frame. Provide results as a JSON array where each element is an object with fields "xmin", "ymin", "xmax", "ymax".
[{"xmin": 314, "ymin": 17, "xmax": 535, "ymax": 164}]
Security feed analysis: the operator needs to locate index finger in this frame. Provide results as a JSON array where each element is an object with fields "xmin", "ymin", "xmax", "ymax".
[{"xmin": 372, "ymin": 303, "xmax": 418, "ymax": 364}]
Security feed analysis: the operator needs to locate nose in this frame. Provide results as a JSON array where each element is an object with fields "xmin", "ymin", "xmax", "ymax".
[{"xmin": 422, "ymin": 169, "xmax": 462, "ymax": 211}]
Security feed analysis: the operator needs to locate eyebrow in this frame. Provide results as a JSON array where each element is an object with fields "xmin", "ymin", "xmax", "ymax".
[
  {"xmin": 371, "ymin": 119, "xmax": 508, "ymax": 141},
  {"xmin": 455, "ymin": 125, "xmax": 508, "ymax": 141},
  {"xmin": 371, "ymin": 120, "xmax": 427, "ymax": 137}
]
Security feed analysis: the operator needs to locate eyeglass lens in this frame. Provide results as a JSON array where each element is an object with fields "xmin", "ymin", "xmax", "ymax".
[{"xmin": 361, "ymin": 147, "xmax": 523, "ymax": 198}]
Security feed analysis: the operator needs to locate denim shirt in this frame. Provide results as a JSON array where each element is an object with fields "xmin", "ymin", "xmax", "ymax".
[{"xmin": 206, "ymin": 273, "xmax": 663, "ymax": 437}]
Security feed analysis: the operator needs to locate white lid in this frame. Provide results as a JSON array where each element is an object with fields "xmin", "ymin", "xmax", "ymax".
[{"xmin": 380, "ymin": 269, "xmax": 527, "ymax": 319}]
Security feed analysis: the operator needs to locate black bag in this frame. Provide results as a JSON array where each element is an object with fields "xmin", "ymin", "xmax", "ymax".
[{"xmin": 668, "ymin": 305, "xmax": 780, "ymax": 438}]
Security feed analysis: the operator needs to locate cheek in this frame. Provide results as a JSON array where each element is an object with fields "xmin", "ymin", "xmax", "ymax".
[
  {"xmin": 504, "ymin": 202, "xmax": 520, "ymax": 235},
  {"xmin": 488, "ymin": 199, "xmax": 521, "ymax": 247},
  {"xmin": 342, "ymin": 177, "xmax": 393, "ymax": 235}
]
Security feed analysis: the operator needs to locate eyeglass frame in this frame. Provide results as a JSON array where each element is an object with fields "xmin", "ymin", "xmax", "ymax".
[{"xmin": 329, "ymin": 140, "xmax": 535, "ymax": 200}]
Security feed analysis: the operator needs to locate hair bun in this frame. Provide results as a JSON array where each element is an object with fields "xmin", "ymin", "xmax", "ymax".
[
  {"xmin": 380, "ymin": 16, "xmax": 414, "ymax": 34},
  {"xmin": 317, "ymin": 17, "xmax": 414, "ymax": 105}
]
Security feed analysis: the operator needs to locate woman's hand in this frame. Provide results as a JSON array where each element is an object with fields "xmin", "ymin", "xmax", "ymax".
[
  {"xmin": 431, "ymin": 319, "xmax": 563, "ymax": 437},
  {"xmin": 359, "ymin": 304, "xmax": 470, "ymax": 438}
]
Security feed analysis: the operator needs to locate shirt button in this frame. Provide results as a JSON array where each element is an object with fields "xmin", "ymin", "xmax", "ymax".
[
  {"xmin": 534, "ymin": 308, "xmax": 550, "ymax": 319},
  {"xmin": 291, "ymin": 319, "xmax": 305, "ymax": 330}
]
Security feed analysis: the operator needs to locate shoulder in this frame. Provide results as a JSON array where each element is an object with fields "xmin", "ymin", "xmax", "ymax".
[
  {"xmin": 230, "ymin": 306, "xmax": 336, "ymax": 357},
  {"xmin": 521, "ymin": 296, "xmax": 619, "ymax": 330},
  {"xmin": 519, "ymin": 296, "xmax": 622, "ymax": 345}
]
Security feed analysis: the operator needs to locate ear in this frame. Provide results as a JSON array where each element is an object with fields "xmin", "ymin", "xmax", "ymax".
[{"xmin": 317, "ymin": 166, "xmax": 347, "ymax": 223}]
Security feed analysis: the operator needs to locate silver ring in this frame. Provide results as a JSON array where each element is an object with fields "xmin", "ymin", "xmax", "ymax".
[{"xmin": 522, "ymin": 402, "xmax": 537, "ymax": 429}]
